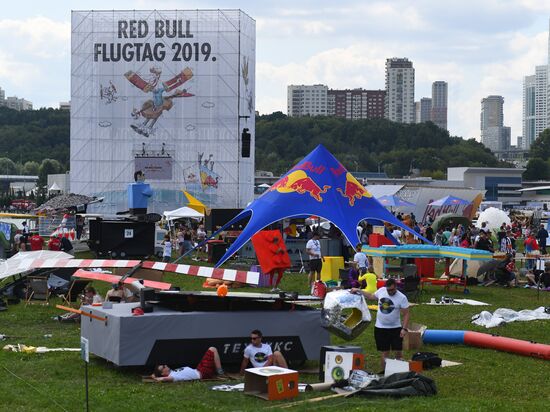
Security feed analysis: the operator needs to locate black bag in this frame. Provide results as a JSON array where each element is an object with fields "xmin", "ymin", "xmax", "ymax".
[
  {"xmin": 411, "ymin": 352, "xmax": 442, "ymax": 369},
  {"xmin": 466, "ymin": 277, "xmax": 478, "ymax": 286}
]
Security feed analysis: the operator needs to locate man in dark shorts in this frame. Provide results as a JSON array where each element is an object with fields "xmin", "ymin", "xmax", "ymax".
[
  {"xmin": 306, "ymin": 231, "xmax": 323, "ymax": 290},
  {"xmin": 352, "ymin": 278, "xmax": 410, "ymax": 371},
  {"xmin": 152, "ymin": 347, "xmax": 225, "ymax": 382}
]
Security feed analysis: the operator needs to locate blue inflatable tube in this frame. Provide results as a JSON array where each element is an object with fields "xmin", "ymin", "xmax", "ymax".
[{"xmin": 423, "ymin": 329, "xmax": 465, "ymax": 344}]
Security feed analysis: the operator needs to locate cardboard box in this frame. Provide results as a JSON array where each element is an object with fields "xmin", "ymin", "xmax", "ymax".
[
  {"xmin": 324, "ymin": 352, "xmax": 365, "ymax": 383},
  {"xmin": 244, "ymin": 366, "xmax": 299, "ymax": 401},
  {"xmin": 403, "ymin": 323, "xmax": 427, "ymax": 351}
]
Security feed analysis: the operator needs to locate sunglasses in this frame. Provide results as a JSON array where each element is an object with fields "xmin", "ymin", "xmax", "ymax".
[{"xmin": 250, "ymin": 336, "xmax": 260, "ymax": 341}]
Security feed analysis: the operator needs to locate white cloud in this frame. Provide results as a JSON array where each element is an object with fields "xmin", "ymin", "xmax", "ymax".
[
  {"xmin": 0, "ymin": 50, "xmax": 41, "ymax": 90},
  {"xmin": 0, "ymin": 17, "xmax": 70, "ymax": 58}
]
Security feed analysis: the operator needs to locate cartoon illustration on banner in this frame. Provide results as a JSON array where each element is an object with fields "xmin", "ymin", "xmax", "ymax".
[{"xmin": 126, "ymin": 67, "xmax": 194, "ymax": 137}]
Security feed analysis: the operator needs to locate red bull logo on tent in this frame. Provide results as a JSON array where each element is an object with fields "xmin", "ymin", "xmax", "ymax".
[
  {"xmin": 269, "ymin": 170, "xmax": 331, "ymax": 202},
  {"xmin": 337, "ymin": 172, "xmax": 372, "ymax": 206}
]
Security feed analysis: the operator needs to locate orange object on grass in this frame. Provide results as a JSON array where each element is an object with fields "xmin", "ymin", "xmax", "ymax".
[{"xmin": 217, "ymin": 284, "xmax": 228, "ymax": 297}]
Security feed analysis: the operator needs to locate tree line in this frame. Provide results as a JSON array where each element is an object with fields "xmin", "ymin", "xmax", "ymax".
[
  {"xmin": 0, "ymin": 106, "xmax": 512, "ymax": 184},
  {"xmin": 256, "ymin": 112, "xmax": 510, "ymax": 177}
]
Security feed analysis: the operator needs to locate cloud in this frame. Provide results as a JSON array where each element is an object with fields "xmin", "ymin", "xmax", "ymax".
[
  {"xmin": 0, "ymin": 17, "xmax": 70, "ymax": 58},
  {"xmin": 0, "ymin": 50, "xmax": 41, "ymax": 91}
]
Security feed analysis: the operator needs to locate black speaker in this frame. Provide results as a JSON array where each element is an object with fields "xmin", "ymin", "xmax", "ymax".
[
  {"xmin": 205, "ymin": 208, "xmax": 244, "ymax": 232},
  {"xmin": 241, "ymin": 128, "xmax": 251, "ymax": 158}
]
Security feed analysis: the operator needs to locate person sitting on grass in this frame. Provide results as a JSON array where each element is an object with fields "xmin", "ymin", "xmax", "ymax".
[
  {"xmin": 105, "ymin": 281, "xmax": 133, "ymax": 302},
  {"xmin": 240, "ymin": 329, "xmax": 288, "ymax": 374},
  {"xmin": 494, "ymin": 253, "xmax": 517, "ymax": 287},
  {"xmin": 58, "ymin": 286, "xmax": 103, "ymax": 323},
  {"xmin": 152, "ymin": 347, "xmax": 225, "ymax": 382}
]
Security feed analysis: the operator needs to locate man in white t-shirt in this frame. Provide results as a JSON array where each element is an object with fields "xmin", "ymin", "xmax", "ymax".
[
  {"xmin": 152, "ymin": 347, "xmax": 225, "ymax": 382},
  {"xmin": 240, "ymin": 329, "xmax": 288, "ymax": 374},
  {"xmin": 353, "ymin": 243, "xmax": 368, "ymax": 274},
  {"xmin": 305, "ymin": 232, "xmax": 323, "ymax": 288},
  {"xmin": 352, "ymin": 278, "xmax": 410, "ymax": 371}
]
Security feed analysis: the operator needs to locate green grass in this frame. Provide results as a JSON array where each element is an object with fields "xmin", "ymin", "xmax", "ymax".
[{"xmin": 1, "ymin": 255, "xmax": 549, "ymax": 411}]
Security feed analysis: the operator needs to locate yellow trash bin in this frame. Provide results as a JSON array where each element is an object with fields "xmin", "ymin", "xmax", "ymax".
[{"xmin": 320, "ymin": 256, "xmax": 345, "ymax": 282}]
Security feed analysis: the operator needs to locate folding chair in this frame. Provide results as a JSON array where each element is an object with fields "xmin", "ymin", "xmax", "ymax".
[
  {"xmin": 25, "ymin": 276, "xmax": 50, "ymax": 306},
  {"xmin": 58, "ymin": 279, "xmax": 90, "ymax": 307}
]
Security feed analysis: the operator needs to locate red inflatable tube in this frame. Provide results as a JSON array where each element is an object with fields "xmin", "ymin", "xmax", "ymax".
[{"xmin": 464, "ymin": 331, "xmax": 550, "ymax": 360}]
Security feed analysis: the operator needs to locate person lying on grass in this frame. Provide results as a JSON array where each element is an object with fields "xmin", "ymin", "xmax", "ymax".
[{"xmin": 152, "ymin": 347, "xmax": 225, "ymax": 382}]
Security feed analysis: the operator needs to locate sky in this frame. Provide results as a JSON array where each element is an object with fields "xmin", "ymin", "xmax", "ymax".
[{"xmin": 1, "ymin": 0, "xmax": 550, "ymax": 143}]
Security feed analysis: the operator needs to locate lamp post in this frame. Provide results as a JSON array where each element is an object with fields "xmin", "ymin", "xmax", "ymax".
[{"xmin": 377, "ymin": 161, "xmax": 384, "ymax": 174}]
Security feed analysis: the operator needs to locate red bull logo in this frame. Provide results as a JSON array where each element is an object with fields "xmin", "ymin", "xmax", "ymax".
[
  {"xmin": 268, "ymin": 170, "xmax": 331, "ymax": 202},
  {"xmin": 337, "ymin": 172, "xmax": 372, "ymax": 206}
]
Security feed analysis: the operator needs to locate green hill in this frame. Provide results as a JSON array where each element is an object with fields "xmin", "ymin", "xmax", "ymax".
[
  {"xmin": 256, "ymin": 113, "xmax": 510, "ymax": 177},
  {"xmin": 0, "ymin": 107, "xmax": 69, "ymax": 170},
  {"xmin": 0, "ymin": 107, "xmax": 508, "ymax": 179}
]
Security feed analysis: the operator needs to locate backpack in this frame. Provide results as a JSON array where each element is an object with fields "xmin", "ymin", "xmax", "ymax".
[{"xmin": 411, "ymin": 352, "xmax": 442, "ymax": 370}]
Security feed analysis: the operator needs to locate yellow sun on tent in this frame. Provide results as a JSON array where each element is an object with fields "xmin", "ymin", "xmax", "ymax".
[{"xmin": 182, "ymin": 191, "xmax": 207, "ymax": 215}]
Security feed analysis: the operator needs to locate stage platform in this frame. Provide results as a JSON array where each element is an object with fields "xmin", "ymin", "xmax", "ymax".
[{"xmin": 81, "ymin": 293, "xmax": 330, "ymax": 367}]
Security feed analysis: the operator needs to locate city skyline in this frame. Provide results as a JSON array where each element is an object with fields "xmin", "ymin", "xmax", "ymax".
[{"xmin": 2, "ymin": 1, "xmax": 550, "ymax": 144}]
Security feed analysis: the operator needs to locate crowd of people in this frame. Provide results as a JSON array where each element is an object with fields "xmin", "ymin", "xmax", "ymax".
[{"xmin": 12, "ymin": 221, "xmax": 74, "ymax": 255}]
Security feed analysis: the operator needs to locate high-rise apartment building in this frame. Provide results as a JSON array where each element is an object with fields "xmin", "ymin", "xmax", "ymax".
[
  {"xmin": 481, "ymin": 95, "xmax": 510, "ymax": 152},
  {"xmin": 327, "ymin": 89, "xmax": 385, "ymax": 120},
  {"xmin": 523, "ymin": 74, "xmax": 536, "ymax": 149},
  {"xmin": 0, "ymin": 87, "xmax": 4, "ymax": 102},
  {"xmin": 522, "ymin": 65, "xmax": 547, "ymax": 150},
  {"xmin": 431, "ymin": 81, "xmax": 448, "ymax": 130},
  {"xmin": 385, "ymin": 58, "xmax": 415, "ymax": 123},
  {"xmin": 287, "ymin": 85, "xmax": 328, "ymax": 117},
  {"xmin": 415, "ymin": 97, "xmax": 432, "ymax": 123}
]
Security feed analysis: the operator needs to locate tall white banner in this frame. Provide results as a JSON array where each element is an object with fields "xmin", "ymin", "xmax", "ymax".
[{"xmin": 70, "ymin": 10, "xmax": 255, "ymax": 214}]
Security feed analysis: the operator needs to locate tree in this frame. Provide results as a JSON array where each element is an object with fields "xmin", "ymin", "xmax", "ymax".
[
  {"xmin": 523, "ymin": 158, "xmax": 550, "ymax": 181},
  {"xmin": 530, "ymin": 128, "xmax": 550, "ymax": 160},
  {"xmin": 0, "ymin": 157, "xmax": 17, "ymax": 175},
  {"xmin": 23, "ymin": 161, "xmax": 40, "ymax": 176}
]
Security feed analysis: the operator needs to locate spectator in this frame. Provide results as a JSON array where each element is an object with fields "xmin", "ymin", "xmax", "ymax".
[
  {"xmin": 48, "ymin": 236, "xmax": 62, "ymax": 251},
  {"xmin": 60, "ymin": 235, "xmax": 74, "ymax": 255},
  {"xmin": 240, "ymin": 329, "xmax": 287, "ymax": 374},
  {"xmin": 162, "ymin": 235, "xmax": 172, "ymax": 262},
  {"xmin": 353, "ymin": 243, "xmax": 368, "ymax": 275},
  {"xmin": 474, "ymin": 231, "xmax": 493, "ymax": 252},
  {"xmin": 537, "ymin": 224, "xmax": 548, "ymax": 255},
  {"xmin": 29, "ymin": 233, "xmax": 44, "ymax": 251}
]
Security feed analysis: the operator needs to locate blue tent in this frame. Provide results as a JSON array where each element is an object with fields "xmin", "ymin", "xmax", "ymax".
[{"xmin": 215, "ymin": 144, "xmax": 429, "ymax": 266}]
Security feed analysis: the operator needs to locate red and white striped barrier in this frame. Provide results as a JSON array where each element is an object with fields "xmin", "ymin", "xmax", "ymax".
[
  {"xmin": 8, "ymin": 257, "xmax": 260, "ymax": 286},
  {"xmin": 14, "ymin": 258, "xmax": 141, "ymax": 272},
  {"xmin": 142, "ymin": 261, "xmax": 260, "ymax": 286}
]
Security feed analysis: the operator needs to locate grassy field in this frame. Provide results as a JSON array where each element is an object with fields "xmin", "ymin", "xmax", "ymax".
[{"xmin": 1, "ymin": 255, "xmax": 549, "ymax": 411}]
